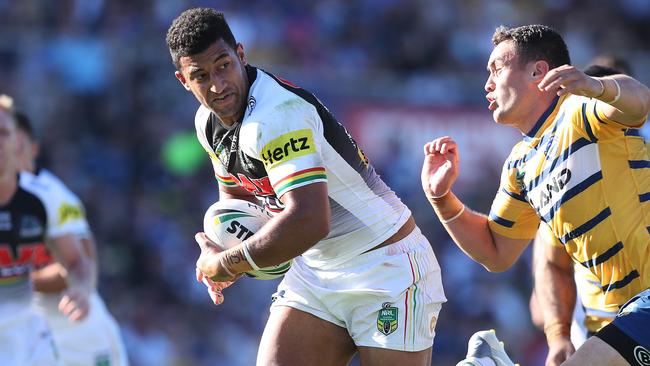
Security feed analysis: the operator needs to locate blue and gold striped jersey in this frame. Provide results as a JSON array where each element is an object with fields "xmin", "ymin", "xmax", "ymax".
[
  {"xmin": 489, "ymin": 94, "xmax": 649, "ymax": 312},
  {"xmin": 540, "ymin": 223, "xmax": 617, "ymax": 332}
]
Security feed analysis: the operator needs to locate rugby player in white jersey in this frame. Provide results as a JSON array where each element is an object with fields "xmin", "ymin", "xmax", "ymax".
[
  {"xmin": 166, "ymin": 8, "xmax": 446, "ymax": 366},
  {"xmin": 0, "ymin": 99, "xmax": 92, "ymax": 366},
  {"xmin": 11, "ymin": 110, "xmax": 129, "ymax": 366}
]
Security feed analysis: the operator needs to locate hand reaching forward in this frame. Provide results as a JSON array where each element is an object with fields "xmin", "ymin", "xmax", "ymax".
[{"xmin": 421, "ymin": 136, "xmax": 460, "ymax": 199}]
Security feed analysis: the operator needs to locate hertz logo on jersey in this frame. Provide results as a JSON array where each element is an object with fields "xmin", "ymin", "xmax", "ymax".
[
  {"xmin": 261, "ymin": 129, "xmax": 316, "ymax": 169},
  {"xmin": 58, "ymin": 203, "xmax": 84, "ymax": 225}
]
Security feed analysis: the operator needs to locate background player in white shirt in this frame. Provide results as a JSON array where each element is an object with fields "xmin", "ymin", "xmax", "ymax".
[
  {"xmin": 0, "ymin": 98, "xmax": 92, "ymax": 366},
  {"xmin": 11, "ymin": 109, "xmax": 129, "ymax": 366},
  {"xmin": 167, "ymin": 8, "xmax": 446, "ymax": 366}
]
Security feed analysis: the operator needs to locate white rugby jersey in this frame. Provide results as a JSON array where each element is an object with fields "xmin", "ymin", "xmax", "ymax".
[
  {"xmin": 195, "ymin": 66, "xmax": 411, "ymax": 269},
  {"xmin": 30, "ymin": 169, "xmax": 92, "ymax": 316},
  {"xmin": 0, "ymin": 172, "xmax": 88, "ymax": 320},
  {"xmin": 34, "ymin": 169, "xmax": 90, "ymax": 239}
]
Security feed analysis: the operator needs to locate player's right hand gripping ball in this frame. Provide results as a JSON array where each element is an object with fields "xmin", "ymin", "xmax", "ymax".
[{"xmin": 203, "ymin": 199, "xmax": 291, "ymax": 280}]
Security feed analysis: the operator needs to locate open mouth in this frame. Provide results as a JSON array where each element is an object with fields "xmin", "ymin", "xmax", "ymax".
[{"xmin": 486, "ymin": 96, "xmax": 497, "ymax": 111}]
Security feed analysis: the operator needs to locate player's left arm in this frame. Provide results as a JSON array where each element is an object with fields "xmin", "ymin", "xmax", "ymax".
[{"xmin": 539, "ymin": 65, "xmax": 650, "ymax": 126}]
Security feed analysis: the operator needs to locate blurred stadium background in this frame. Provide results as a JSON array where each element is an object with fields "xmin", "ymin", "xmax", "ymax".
[{"xmin": 1, "ymin": 1, "xmax": 649, "ymax": 365}]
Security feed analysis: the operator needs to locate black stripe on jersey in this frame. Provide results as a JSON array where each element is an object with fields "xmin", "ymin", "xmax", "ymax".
[
  {"xmin": 629, "ymin": 160, "xmax": 650, "ymax": 169},
  {"xmin": 579, "ymin": 241, "xmax": 623, "ymax": 269},
  {"xmin": 624, "ymin": 128, "xmax": 640, "ymax": 137},
  {"xmin": 260, "ymin": 69, "xmax": 368, "ymax": 175},
  {"xmin": 559, "ymin": 207, "xmax": 611, "ymax": 244},
  {"xmin": 640, "ymin": 192, "xmax": 650, "ymax": 203},
  {"xmin": 526, "ymin": 137, "xmax": 592, "ymax": 192},
  {"xmin": 488, "ymin": 211, "xmax": 515, "ymax": 228},
  {"xmin": 500, "ymin": 188, "xmax": 527, "ymax": 202},
  {"xmin": 524, "ymin": 95, "xmax": 560, "ymax": 140},
  {"xmin": 0, "ymin": 186, "xmax": 47, "ymax": 257},
  {"xmin": 507, "ymin": 116, "xmax": 563, "ymax": 170},
  {"xmin": 541, "ymin": 171, "xmax": 603, "ymax": 223},
  {"xmin": 602, "ymin": 270, "xmax": 639, "ymax": 292},
  {"xmin": 592, "ymin": 103, "xmax": 608, "ymax": 124},
  {"xmin": 581, "ymin": 103, "xmax": 598, "ymax": 142}
]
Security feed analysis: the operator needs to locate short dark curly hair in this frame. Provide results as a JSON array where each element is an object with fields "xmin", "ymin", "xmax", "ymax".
[
  {"xmin": 492, "ymin": 25, "xmax": 570, "ymax": 69},
  {"xmin": 166, "ymin": 8, "xmax": 237, "ymax": 70}
]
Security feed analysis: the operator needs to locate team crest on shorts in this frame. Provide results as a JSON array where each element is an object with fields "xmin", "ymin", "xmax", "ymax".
[
  {"xmin": 95, "ymin": 354, "xmax": 110, "ymax": 366},
  {"xmin": 377, "ymin": 302, "xmax": 398, "ymax": 336}
]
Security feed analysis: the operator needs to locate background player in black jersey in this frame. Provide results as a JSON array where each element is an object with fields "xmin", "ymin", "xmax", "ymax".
[
  {"xmin": 7, "ymin": 105, "xmax": 130, "ymax": 366},
  {"xmin": 0, "ymin": 99, "xmax": 93, "ymax": 365}
]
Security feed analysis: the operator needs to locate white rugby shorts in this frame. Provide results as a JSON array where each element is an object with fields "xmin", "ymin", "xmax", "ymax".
[
  {"xmin": 0, "ymin": 307, "xmax": 61, "ymax": 366},
  {"xmin": 270, "ymin": 227, "xmax": 446, "ymax": 351},
  {"xmin": 38, "ymin": 293, "xmax": 129, "ymax": 366}
]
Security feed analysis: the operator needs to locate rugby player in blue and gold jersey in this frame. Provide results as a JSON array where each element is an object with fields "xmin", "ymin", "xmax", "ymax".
[
  {"xmin": 530, "ymin": 63, "xmax": 637, "ymax": 366},
  {"xmin": 422, "ymin": 25, "xmax": 650, "ymax": 366}
]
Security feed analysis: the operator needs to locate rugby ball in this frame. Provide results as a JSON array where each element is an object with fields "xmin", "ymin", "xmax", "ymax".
[{"xmin": 203, "ymin": 199, "xmax": 291, "ymax": 280}]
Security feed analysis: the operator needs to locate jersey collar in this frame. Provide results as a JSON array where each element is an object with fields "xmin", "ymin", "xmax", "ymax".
[{"xmin": 523, "ymin": 94, "xmax": 565, "ymax": 141}]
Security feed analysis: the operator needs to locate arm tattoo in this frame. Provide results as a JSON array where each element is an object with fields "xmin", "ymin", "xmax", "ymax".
[{"xmin": 225, "ymin": 251, "xmax": 243, "ymax": 268}]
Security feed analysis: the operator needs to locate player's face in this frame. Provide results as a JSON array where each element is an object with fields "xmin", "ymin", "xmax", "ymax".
[
  {"xmin": 175, "ymin": 39, "xmax": 249, "ymax": 127},
  {"xmin": 14, "ymin": 129, "xmax": 36, "ymax": 172},
  {"xmin": 0, "ymin": 110, "xmax": 17, "ymax": 178},
  {"xmin": 484, "ymin": 41, "xmax": 539, "ymax": 128}
]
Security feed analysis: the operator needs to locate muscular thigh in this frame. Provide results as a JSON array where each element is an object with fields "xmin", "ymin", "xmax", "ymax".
[
  {"xmin": 358, "ymin": 346, "xmax": 432, "ymax": 366},
  {"xmin": 562, "ymin": 337, "xmax": 628, "ymax": 366},
  {"xmin": 257, "ymin": 306, "xmax": 357, "ymax": 366}
]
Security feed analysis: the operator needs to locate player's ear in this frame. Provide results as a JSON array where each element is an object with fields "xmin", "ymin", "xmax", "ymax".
[
  {"xmin": 175, "ymin": 71, "xmax": 191, "ymax": 91},
  {"xmin": 236, "ymin": 43, "xmax": 247, "ymax": 66},
  {"xmin": 531, "ymin": 60, "xmax": 550, "ymax": 82}
]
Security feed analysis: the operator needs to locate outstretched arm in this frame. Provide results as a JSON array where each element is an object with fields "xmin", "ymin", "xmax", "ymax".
[{"xmin": 421, "ymin": 137, "xmax": 530, "ymax": 272}]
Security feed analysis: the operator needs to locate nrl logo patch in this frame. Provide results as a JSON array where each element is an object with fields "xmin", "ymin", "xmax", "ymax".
[{"xmin": 377, "ymin": 302, "xmax": 398, "ymax": 336}]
